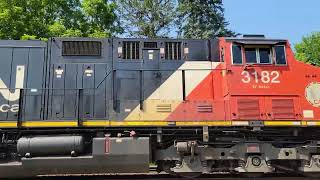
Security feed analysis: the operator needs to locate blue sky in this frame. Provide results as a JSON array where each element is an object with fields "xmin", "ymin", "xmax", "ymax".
[{"xmin": 223, "ymin": 0, "xmax": 320, "ymax": 45}]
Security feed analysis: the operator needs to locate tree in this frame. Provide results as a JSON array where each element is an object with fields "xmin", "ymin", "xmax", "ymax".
[
  {"xmin": 117, "ymin": 0, "xmax": 176, "ymax": 38},
  {"xmin": 0, "ymin": 0, "xmax": 121, "ymax": 39},
  {"xmin": 177, "ymin": 0, "xmax": 236, "ymax": 39},
  {"xmin": 82, "ymin": 0, "xmax": 122, "ymax": 37},
  {"xmin": 295, "ymin": 32, "xmax": 320, "ymax": 66}
]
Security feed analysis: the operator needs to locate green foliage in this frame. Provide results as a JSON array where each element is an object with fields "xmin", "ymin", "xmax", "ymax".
[
  {"xmin": 21, "ymin": 34, "xmax": 37, "ymax": 40},
  {"xmin": 60, "ymin": 29, "xmax": 83, "ymax": 37},
  {"xmin": 0, "ymin": 0, "xmax": 121, "ymax": 40},
  {"xmin": 117, "ymin": 0, "xmax": 176, "ymax": 38},
  {"xmin": 48, "ymin": 22, "xmax": 67, "ymax": 37},
  {"xmin": 295, "ymin": 32, "xmax": 320, "ymax": 66},
  {"xmin": 0, "ymin": 0, "xmax": 235, "ymax": 39},
  {"xmin": 88, "ymin": 30, "xmax": 111, "ymax": 38},
  {"xmin": 177, "ymin": 0, "xmax": 236, "ymax": 39},
  {"xmin": 82, "ymin": 0, "xmax": 122, "ymax": 36}
]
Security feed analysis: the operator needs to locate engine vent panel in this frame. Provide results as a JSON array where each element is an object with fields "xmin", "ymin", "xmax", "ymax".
[
  {"xmin": 272, "ymin": 99, "xmax": 295, "ymax": 119},
  {"xmin": 237, "ymin": 99, "xmax": 260, "ymax": 120},
  {"xmin": 62, "ymin": 41, "xmax": 101, "ymax": 56}
]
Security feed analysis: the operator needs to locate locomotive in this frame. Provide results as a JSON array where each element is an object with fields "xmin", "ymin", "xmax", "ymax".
[{"xmin": 0, "ymin": 35, "xmax": 320, "ymax": 177}]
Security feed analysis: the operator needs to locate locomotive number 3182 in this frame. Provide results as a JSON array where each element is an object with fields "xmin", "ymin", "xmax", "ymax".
[{"xmin": 241, "ymin": 71, "xmax": 280, "ymax": 84}]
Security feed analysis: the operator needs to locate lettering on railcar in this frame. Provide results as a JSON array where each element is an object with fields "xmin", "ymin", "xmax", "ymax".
[
  {"xmin": 0, "ymin": 65, "xmax": 25, "ymax": 113},
  {"xmin": 241, "ymin": 70, "xmax": 280, "ymax": 84}
]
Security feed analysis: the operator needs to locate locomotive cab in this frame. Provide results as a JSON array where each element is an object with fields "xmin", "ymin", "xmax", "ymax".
[{"xmin": 221, "ymin": 35, "xmax": 320, "ymax": 122}]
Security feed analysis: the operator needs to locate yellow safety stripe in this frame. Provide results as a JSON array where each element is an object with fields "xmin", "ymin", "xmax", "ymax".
[
  {"xmin": 263, "ymin": 121, "xmax": 301, "ymax": 126},
  {"xmin": 175, "ymin": 121, "xmax": 232, "ymax": 126},
  {"xmin": 306, "ymin": 121, "xmax": 320, "ymax": 126},
  {"xmin": 82, "ymin": 121, "xmax": 109, "ymax": 127},
  {"xmin": 110, "ymin": 121, "xmax": 168, "ymax": 126},
  {"xmin": 1, "ymin": 120, "xmax": 320, "ymax": 128},
  {"xmin": 0, "ymin": 122, "xmax": 17, "ymax": 128},
  {"xmin": 22, "ymin": 121, "xmax": 78, "ymax": 127}
]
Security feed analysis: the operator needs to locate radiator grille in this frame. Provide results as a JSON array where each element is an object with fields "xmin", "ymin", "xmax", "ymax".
[
  {"xmin": 197, "ymin": 104, "xmax": 213, "ymax": 113},
  {"xmin": 144, "ymin": 42, "xmax": 157, "ymax": 49},
  {"xmin": 62, "ymin": 41, "xmax": 101, "ymax": 56},
  {"xmin": 272, "ymin": 99, "xmax": 295, "ymax": 119},
  {"xmin": 122, "ymin": 41, "xmax": 140, "ymax": 59},
  {"xmin": 156, "ymin": 104, "xmax": 172, "ymax": 113},
  {"xmin": 237, "ymin": 99, "xmax": 260, "ymax": 120},
  {"xmin": 165, "ymin": 42, "xmax": 182, "ymax": 60}
]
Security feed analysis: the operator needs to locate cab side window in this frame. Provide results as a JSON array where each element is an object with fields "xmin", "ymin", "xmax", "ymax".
[
  {"xmin": 275, "ymin": 46, "xmax": 287, "ymax": 65},
  {"xmin": 259, "ymin": 48, "xmax": 271, "ymax": 64},
  {"xmin": 245, "ymin": 48, "xmax": 257, "ymax": 63},
  {"xmin": 232, "ymin": 45, "xmax": 243, "ymax": 64},
  {"xmin": 245, "ymin": 47, "xmax": 271, "ymax": 64}
]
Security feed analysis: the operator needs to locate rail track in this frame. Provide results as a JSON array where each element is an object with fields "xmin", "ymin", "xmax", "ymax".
[
  {"xmin": 8, "ymin": 166, "xmax": 318, "ymax": 179},
  {"xmin": 22, "ymin": 174, "xmax": 313, "ymax": 180}
]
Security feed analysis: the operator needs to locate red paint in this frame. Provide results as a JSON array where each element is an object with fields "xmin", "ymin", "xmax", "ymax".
[
  {"xmin": 105, "ymin": 137, "xmax": 110, "ymax": 154},
  {"xmin": 167, "ymin": 38, "xmax": 320, "ymax": 122}
]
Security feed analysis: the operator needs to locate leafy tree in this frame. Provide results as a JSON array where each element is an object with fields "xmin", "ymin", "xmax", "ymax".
[
  {"xmin": 0, "ymin": 0, "xmax": 121, "ymax": 39},
  {"xmin": 21, "ymin": 34, "xmax": 37, "ymax": 40},
  {"xmin": 82, "ymin": 0, "xmax": 122, "ymax": 35},
  {"xmin": 177, "ymin": 0, "xmax": 236, "ymax": 39},
  {"xmin": 117, "ymin": 0, "xmax": 176, "ymax": 38},
  {"xmin": 295, "ymin": 32, "xmax": 320, "ymax": 66}
]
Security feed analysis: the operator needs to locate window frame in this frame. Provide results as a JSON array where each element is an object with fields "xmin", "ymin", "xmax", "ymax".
[
  {"xmin": 244, "ymin": 47, "xmax": 259, "ymax": 64},
  {"xmin": 243, "ymin": 46, "xmax": 273, "ymax": 65},
  {"xmin": 273, "ymin": 45, "xmax": 287, "ymax": 66},
  {"xmin": 231, "ymin": 44, "xmax": 244, "ymax": 65},
  {"xmin": 258, "ymin": 48, "xmax": 272, "ymax": 64}
]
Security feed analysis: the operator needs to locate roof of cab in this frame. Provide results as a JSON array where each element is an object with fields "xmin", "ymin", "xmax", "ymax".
[{"xmin": 225, "ymin": 37, "xmax": 287, "ymax": 45}]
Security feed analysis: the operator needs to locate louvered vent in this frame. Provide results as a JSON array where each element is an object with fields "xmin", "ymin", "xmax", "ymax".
[
  {"xmin": 122, "ymin": 41, "xmax": 140, "ymax": 59},
  {"xmin": 156, "ymin": 104, "xmax": 172, "ymax": 113},
  {"xmin": 144, "ymin": 42, "xmax": 157, "ymax": 49},
  {"xmin": 272, "ymin": 99, "xmax": 295, "ymax": 119},
  {"xmin": 62, "ymin": 41, "xmax": 101, "ymax": 56},
  {"xmin": 197, "ymin": 104, "xmax": 213, "ymax": 113},
  {"xmin": 237, "ymin": 99, "xmax": 260, "ymax": 120},
  {"xmin": 165, "ymin": 42, "xmax": 182, "ymax": 60}
]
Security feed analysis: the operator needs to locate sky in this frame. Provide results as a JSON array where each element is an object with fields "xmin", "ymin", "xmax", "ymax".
[{"xmin": 223, "ymin": 0, "xmax": 320, "ymax": 46}]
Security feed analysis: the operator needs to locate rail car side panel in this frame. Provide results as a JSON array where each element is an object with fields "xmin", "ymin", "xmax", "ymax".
[
  {"xmin": 46, "ymin": 38, "xmax": 111, "ymax": 126},
  {"xmin": 0, "ymin": 41, "xmax": 46, "ymax": 127}
]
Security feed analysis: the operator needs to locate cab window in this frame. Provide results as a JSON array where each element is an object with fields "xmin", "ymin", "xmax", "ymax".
[
  {"xmin": 245, "ymin": 48, "xmax": 257, "ymax": 63},
  {"xmin": 259, "ymin": 48, "xmax": 271, "ymax": 64},
  {"xmin": 232, "ymin": 45, "xmax": 242, "ymax": 64},
  {"xmin": 245, "ymin": 47, "xmax": 271, "ymax": 64},
  {"xmin": 275, "ymin": 46, "xmax": 286, "ymax": 65}
]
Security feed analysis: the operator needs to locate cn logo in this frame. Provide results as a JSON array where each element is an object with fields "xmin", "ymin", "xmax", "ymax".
[
  {"xmin": 306, "ymin": 82, "xmax": 320, "ymax": 108},
  {"xmin": 0, "ymin": 65, "xmax": 25, "ymax": 101}
]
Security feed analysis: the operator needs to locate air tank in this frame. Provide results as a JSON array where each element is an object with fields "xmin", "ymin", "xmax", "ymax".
[{"xmin": 17, "ymin": 136, "xmax": 84, "ymax": 157}]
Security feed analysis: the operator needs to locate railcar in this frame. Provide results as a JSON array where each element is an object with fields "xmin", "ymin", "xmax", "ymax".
[{"xmin": 0, "ymin": 35, "xmax": 320, "ymax": 177}]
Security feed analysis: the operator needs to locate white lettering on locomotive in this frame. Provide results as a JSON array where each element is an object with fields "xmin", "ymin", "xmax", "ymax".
[
  {"xmin": 241, "ymin": 70, "xmax": 280, "ymax": 84},
  {"xmin": 0, "ymin": 65, "xmax": 25, "ymax": 113},
  {"xmin": 0, "ymin": 104, "xmax": 19, "ymax": 113},
  {"xmin": 0, "ymin": 65, "xmax": 25, "ymax": 101}
]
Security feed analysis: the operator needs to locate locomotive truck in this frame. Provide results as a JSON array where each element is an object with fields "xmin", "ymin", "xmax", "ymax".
[{"xmin": 0, "ymin": 35, "xmax": 320, "ymax": 177}]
